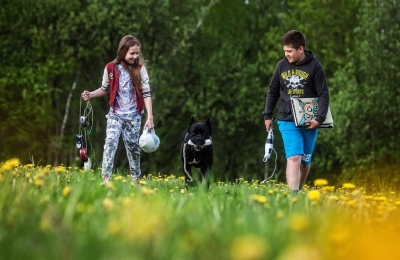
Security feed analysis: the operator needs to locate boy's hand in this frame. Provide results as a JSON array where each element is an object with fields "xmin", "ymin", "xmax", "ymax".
[
  {"xmin": 305, "ymin": 119, "xmax": 320, "ymax": 129},
  {"xmin": 264, "ymin": 119, "xmax": 274, "ymax": 132}
]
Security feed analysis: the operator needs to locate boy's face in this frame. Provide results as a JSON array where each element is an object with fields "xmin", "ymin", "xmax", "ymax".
[
  {"xmin": 125, "ymin": 45, "xmax": 140, "ymax": 64},
  {"xmin": 283, "ymin": 45, "xmax": 304, "ymax": 64}
]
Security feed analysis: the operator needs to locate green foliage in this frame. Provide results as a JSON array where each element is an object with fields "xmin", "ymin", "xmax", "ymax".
[{"xmin": 327, "ymin": 0, "xmax": 400, "ymax": 182}]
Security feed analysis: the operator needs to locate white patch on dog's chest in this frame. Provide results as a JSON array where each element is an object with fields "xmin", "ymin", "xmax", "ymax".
[{"xmin": 188, "ymin": 159, "xmax": 200, "ymax": 164}]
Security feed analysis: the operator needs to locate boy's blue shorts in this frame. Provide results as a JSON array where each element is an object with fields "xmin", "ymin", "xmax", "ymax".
[{"xmin": 277, "ymin": 120, "xmax": 319, "ymax": 165}]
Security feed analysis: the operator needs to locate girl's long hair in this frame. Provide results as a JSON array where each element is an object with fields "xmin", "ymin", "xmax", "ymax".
[{"xmin": 115, "ymin": 35, "xmax": 145, "ymax": 90}]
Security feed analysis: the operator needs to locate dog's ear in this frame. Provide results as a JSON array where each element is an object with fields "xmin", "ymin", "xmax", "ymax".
[
  {"xmin": 205, "ymin": 117, "xmax": 212, "ymax": 135},
  {"xmin": 190, "ymin": 116, "xmax": 195, "ymax": 126}
]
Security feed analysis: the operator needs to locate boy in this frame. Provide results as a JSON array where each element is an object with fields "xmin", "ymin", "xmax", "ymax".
[{"xmin": 262, "ymin": 30, "xmax": 330, "ymax": 193}]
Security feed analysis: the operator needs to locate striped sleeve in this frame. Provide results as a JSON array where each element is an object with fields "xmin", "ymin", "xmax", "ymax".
[{"xmin": 140, "ymin": 65, "xmax": 151, "ymax": 98}]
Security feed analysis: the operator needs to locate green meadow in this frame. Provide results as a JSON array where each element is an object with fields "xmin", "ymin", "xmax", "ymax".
[{"xmin": 1, "ymin": 158, "xmax": 399, "ymax": 260}]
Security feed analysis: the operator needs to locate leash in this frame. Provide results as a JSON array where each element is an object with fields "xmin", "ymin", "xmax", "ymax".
[
  {"xmin": 260, "ymin": 127, "xmax": 278, "ymax": 184},
  {"xmin": 76, "ymin": 99, "xmax": 98, "ymax": 170}
]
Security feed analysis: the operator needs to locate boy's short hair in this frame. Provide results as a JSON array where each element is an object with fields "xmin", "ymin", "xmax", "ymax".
[{"xmin": 281, "ymin": 30, "xmax": 306, "ymax": 50}]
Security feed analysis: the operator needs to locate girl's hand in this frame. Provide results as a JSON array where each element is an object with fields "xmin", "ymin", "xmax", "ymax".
[
  {"xmin": 144, "ymin": 118, "xmax": 154, "ymax": 131},
  {"xmin": 81, "ymin": 91, "xmax": 91, "ymax": 101}
]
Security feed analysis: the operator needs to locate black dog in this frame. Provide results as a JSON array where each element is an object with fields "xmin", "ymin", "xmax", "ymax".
[{"xmin": 180, "ymin": 116, "xmax": 213, "ymax": 188}]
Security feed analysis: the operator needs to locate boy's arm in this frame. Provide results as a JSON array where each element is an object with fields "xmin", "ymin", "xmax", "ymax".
[{"xmin": 262, "ymin": 65, "xmax": 281, "ymax": 120}]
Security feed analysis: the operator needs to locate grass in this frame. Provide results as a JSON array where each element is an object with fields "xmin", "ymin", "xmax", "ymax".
[{"xmin": 1, "ymin": 158, "xmax": 400, "ymax": 260}]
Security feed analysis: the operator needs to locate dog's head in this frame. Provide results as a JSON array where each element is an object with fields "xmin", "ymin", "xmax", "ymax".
[{"xmin": 186, "ymin": 116, "xmax": 212, "ymax": 152}]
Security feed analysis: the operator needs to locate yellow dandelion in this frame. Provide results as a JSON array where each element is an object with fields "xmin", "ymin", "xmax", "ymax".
[
  {"xmin": 328, "ymin": 195, "xmax": 338, "ymax": 201},
  {"xmin": 308, "ymin": 190, "xmax": 321, "ymax": 202},
  {"xmin": 394, "ymin": 201, "xmax": 400, "ymax": 206},
  {"xmin": 374, "ymin": 196, "xmax": 387, "ymax": 201},
  {"xmin": 102, "ymin": 198, "xmax": 113, "ymax": 211},
  {"xmin": 35, "ymin": 179, "xmax": 44, "ymax": 187},
  {"xmin": 257, "ymin": 195, "xmax": 267, "ymax": 204},
  {"xmin": 105, "ymin": 182, "xmax": 115, "ymax": 191},
  {"xmin": 180, "ymin": 189, "xmax": 186, "ymax": 194},
  {"xmin": 55, "ymin": 166, "xmax": 67, "ymax": 173},
  {"xmin": 288, "ymin": 213, "xmax": 308, "ymax": 232},
  {"xmin": 314, "ymin": 179, "xmax": 328, "ymax": 186},
  {"xmin": 277, "ymin": 210, "xmax": 285, "ymax": 219},
  {"xmin": 330, "ymin": 228, "xmax": 350, "ymax": 244},
  {"xmin": 0, "ymin": 158, "xmax": 20, "ymax": 172},
  {"xmin": 342, "ymin": 183, "xmax": 356, "ymax": 189},
  {"xmin": 230, "ymin": 235, "xmax": 269, "ymax": 260},
  {"xmin": 139, "ymin": 180, "xmax": 147, "ymax": 185},
  {"xmin": 277, "ymin": 244, "xmax": 321, "ymax": 260},
  {"xmin": 321, "ymin": 186, "xmax": 335, "ymax": 192},
  {"xmin": 25, "ymin": 163, "xmax": 35, "ymax": 168},
  {"xmin": 62, "ymin": 186, "xmax": 71, "ymax": 197},
  {"xmin": 115, "ymin": 176, "xmax": 123, "ymax": 180},
  {"xmin": 141, "ymin": 187, "xmax": 155, "ymax": 195}
]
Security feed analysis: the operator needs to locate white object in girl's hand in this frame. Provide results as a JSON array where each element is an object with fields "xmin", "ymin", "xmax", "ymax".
[{"xmin": 139, "ymin": 127, "xmax": 160, "ymax": 153}]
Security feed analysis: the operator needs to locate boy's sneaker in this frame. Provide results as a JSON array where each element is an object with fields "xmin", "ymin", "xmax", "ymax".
[{"xmin": 100, "ymin": 175, "xmax": 110, "ymax": 185}]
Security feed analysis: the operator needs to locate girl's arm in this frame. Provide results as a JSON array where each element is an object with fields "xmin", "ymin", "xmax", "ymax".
[
  {"xmin": 143, "ymin": 97, "xmax": 154, "ymax": 130},
  {"xmin": 81, "ymin": 88, "xmax": 108, "ymax": 101}
]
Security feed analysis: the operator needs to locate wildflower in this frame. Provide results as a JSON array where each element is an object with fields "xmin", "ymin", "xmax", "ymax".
[
  {"xmin": 115, "ymin": 176, "xmax": 123, "ymax": 180},
  {"xmin": 35, "ymin": 179, "xmax": 44, "ymax": 187},
  {"xmin": 321, "ymin": 186, "xmax": 335, "ymax": 192},
  {"xmin": 342, "ymin": 183, "xmax": 356, "ymax": 189},
  {"xmin": 62, "ymin": 186, "xmax": 71, "ymax": 197},
  {"xmin": 0, "ymin": 158, "xmax": 20, "ymax": 172},
  {"xmin": 102, "ymin": 198, "xmax": 113, "ymax": 211},
  {"xmin": 105, "ymin": 182, "xmax": 115, "ymax": 191},
  {"xmin": 277, "ymin": 210, "xmax": 285, "ymax": 219},
  {"xmin": 374, "ymin": 196, "xmax": 387, "ymax": 201},
  {"xmin": 257, "ymin": 195, "xmax": 267, "ymax": 204},
  {"xmin": 314, "ymin": 179, "xmax": 328, "ymax": 186},
  {"xmin": 141, "ymin": 187, "xmax": 155, "ymax": 195},
  {"xmin": 308, "ymin": 190, "xmax": 321, "ymax": 202},
  {"xmin": 230, "ymin": 235, "xmax": 269, "ymax": 260},
  {"xmin": 55, "ymin": 166, "xmax": 67, "ymax": 173},
  {"xmin": 139, "ymin": 180, "xmax": 147, "ymax": 185},
  {"xmin": 180, "ymin": 189, "xmax": 186, "ymax": 194},
  {"xmin": 288, "ymin": 213, "xmax": 308, "ymax": 232}
]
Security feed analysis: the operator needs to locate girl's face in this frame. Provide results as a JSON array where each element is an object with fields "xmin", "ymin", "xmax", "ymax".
[
  {"xmin": 283, "ymin": 45, "xmax": 304, "ymax": 64},
  {"xmin": 124, "ymin": 45, "xmax": 140, "ymax": 64}
]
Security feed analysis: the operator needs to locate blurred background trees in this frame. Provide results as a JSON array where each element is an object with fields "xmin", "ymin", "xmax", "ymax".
[{"xmin": 1, "ymin": 0, "xmax": 399, "ymax": 186}]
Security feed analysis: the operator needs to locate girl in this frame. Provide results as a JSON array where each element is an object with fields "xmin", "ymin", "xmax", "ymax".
[{"xmin": 81, "ymin": 35, "xmax": 154, "ymax": 184}]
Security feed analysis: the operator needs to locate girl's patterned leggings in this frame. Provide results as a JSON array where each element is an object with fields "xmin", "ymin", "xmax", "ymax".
[{"xmin": 102, "ymin": 113, "xmax": 141, "ymax": 180}]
